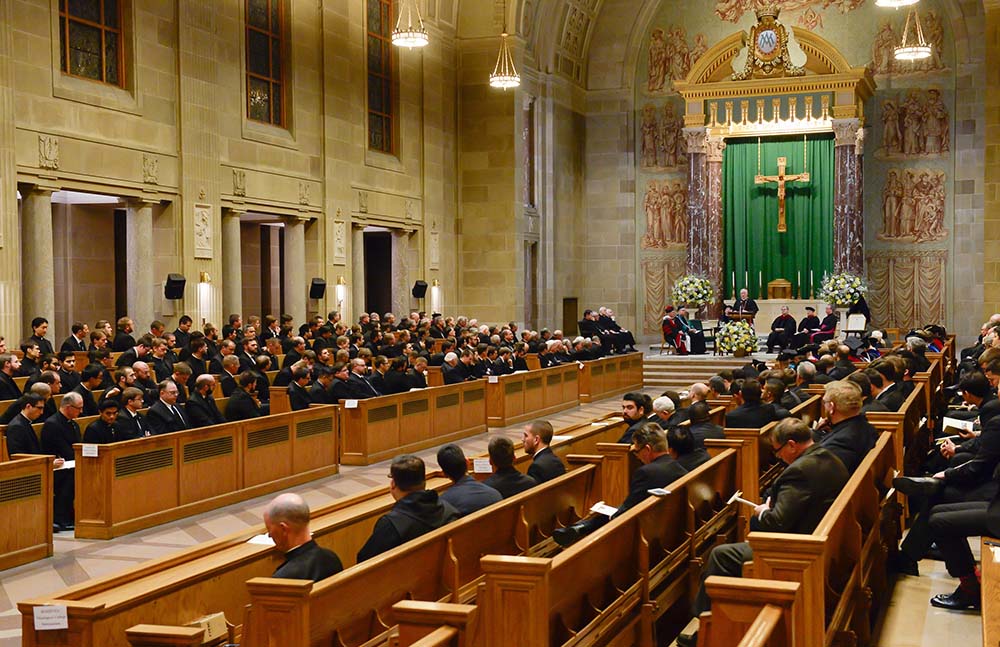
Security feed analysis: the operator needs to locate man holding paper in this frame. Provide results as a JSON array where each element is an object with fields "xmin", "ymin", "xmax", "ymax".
[{"xmin": 682, "ymin": 418, "xmax": 849, "ymax": 647}]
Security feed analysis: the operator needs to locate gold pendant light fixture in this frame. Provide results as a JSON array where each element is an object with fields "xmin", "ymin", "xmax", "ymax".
[
  {"xmin": 894, "ymin": 5, "xmax": 931, "ymax": 60},
  {"xmin": 489, "ymin": 0, "xmax": 520, "ymax": 89},
  {"xmin": 392, "ymin": 0, "xmax": 428, "ymax": 49}
]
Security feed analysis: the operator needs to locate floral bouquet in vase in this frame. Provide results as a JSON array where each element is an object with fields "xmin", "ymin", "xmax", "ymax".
[
  {"xmin": 671, "ymin": 275, "xmax": 715, "ymax": 314},
  {"xmin": 817, "ymin": 272, "xmax": 867, "ymax": 308},
  {"xmin": 716, "ymin": 320, "xmax": 758, "ymax": 356}
]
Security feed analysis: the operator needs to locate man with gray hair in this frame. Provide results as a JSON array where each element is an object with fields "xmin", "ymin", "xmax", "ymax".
[
  {"xmin": 814, "ymin": 380, "xmax": 876, "ymax": 474},
  {"xmin": 789, "ymin": 360, "xmax": 816, "ymax": 403},
  {"xmin": 652, "ymin": 395, "xmax": 677, "ymax": 430},
  {"xmin": 41, "ymin": 391, "xmax": 85, "ymax": 531},
  {"xmin": 905, "ymin": 336, "xmax": 931, "ymax": 372},
  {"xmin": 264, "ymin": 493, "xmax": 343, "ymax": 581}
]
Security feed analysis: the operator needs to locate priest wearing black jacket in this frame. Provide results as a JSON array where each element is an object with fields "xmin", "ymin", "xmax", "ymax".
[
  {"xmin": 765, "ymin": 306, "xmax": 796, "ymax": 352},
  {"xmin": 523, "ymin": 420, "xmax": 566, "ymax": 484},
  {"xmin": 789, "ymin": 306, "xmax": 821, "ymax": 348},
  {"xmin": 265, "ymin": 493, "xmax": 343, "ymax": 581},
  {"xmin": 733, "ymin": 289, "xmax": 759, "ymax": 319}
]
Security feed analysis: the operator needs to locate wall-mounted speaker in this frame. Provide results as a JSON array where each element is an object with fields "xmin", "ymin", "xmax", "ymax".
[
  {"xmin": 310, "ymin": 278, "xmax": 327, "ymax": 299},
  {"xmin": 164, "ymin": 274, "xmax": 186, "ymax": 300},
  {"xmin": 412, "ymin": 280, "xmax": 428, "ymax": 299}
]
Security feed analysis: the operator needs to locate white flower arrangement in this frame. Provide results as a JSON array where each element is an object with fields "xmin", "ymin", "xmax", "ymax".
[
  {"xmin": 671, "ymin": 275, "xmax": 715, "ymax": 308},
  {"xmin": 817, "ymin": 272, "xmax": 868, "ymax": 308},
  {"xmin": 716, "ymin": 320, "xmax": 759, "ymax": 355}
]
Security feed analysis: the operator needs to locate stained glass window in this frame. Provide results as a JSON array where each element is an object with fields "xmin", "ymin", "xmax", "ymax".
[
  {"xmin": 367, "ymin": 0, "xmax": 395, "ymax": 153},
  {"xmin": 246, "ymin": 0, "xmax": 285, "ymax": 126},
  {"xmin": 59, "ymin": 0, "xmax": 124, "ymax": 86}
]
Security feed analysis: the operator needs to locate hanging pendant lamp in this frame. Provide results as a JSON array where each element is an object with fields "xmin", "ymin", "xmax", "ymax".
[
  {"xmin": 894, "ymin": 7, "xmax": 932, "ymax": 60},
  {"xmin": 489, "ymin": 1, "xmax": 520, "ymax": 89},
  {"xmin": 874, "ymin": 0, "xmax": 918, "ymax": 7},
  {"xmin": 392, "ymin": 0, "xmax": 428, "ymax": 49}
]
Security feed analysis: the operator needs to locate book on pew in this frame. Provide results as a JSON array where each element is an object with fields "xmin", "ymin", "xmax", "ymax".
[
  {"xmin": 590, "ymin": 501, "xmax": 618, "ymax": 517},
  {"xmin": 941, "ymin": 416, "xmax": 978, "ymax": 437}
]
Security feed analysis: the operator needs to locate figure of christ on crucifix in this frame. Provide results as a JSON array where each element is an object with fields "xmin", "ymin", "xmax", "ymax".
[{"xmin": 754, "ymin": 156, "xmax": 810, "ymax": 232}]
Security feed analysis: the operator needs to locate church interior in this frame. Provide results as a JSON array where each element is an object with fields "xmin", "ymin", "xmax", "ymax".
[{"xmin": 1, "ymin": 0, "xmax": 999, "ymax": 646}]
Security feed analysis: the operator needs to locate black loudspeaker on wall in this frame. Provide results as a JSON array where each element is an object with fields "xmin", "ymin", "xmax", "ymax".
[
  {"xmin": 310, "ymin": 278, "xmax": 327, "ymax": 299},
  {"xmin": 164, "ymin": 274, "xmax": 186, "ymax": 300},
  {"xmin": 412, "ymin": 280, "xmax": 428, "ymax": 299}
]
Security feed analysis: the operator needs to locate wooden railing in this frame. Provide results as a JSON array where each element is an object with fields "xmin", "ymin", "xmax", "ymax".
[
  {"xmin": 698, "ymin": 578, "xmax": 798, "ymax": 647},
  {"xmin": 485, "ymin": 362, "xmax": 579, "ymax": 427},
  {"xmin": 576, "ymin": 352, "xmax": 644, "ymax": 402}
]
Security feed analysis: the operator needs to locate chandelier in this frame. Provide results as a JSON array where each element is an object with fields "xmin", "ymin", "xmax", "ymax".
[
  {"xmin": 894, "ymin": 7, "xmax": 931, "ymax": 60},
  {"xmin": 874, "ymin": 0, "xmax": 918, "ymax": 7},
  {"xmin": 392, "ymin": 0, "xmax": 428, "ymax": 49},
  {"xmin": 489, "ymin": 1, "xmax": 520, "ymax": 89}
]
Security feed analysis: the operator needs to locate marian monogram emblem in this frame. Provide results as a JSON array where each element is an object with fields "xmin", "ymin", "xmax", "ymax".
[
  {"xmin": 734, "ymin": 5, "xmax": 804, "ymax": 80},
  {"xmin": 756, "ymin": 29, "xmax": 778, "ymax": 57}
]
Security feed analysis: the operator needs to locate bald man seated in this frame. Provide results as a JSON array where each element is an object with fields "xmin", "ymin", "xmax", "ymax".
[{"xmin": 263, "ymin": 493, "xmax": 344, "ymax": 581}]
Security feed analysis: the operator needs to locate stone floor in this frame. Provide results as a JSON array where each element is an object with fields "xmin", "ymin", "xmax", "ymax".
[{"xmin": 0, "ymin": 379, "xmax": 985, "ymax": 647}]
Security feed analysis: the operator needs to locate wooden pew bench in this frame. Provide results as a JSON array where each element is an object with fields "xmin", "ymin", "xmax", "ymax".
[
  {"xmin": 983, "ymin": 536, "xmax": 1000, "ymax": 647},
  {"xmin": 576, "ymin": 351, "xmax": 644, "ymax": 403},
  {"xmin": 486, "ymin": 362, "xmax": 580, "ymax": 427},
  {"xmin": 698, "ymin": 578, "xmax": 799, "ymax": 647},
  {"xmin": 0, "ymin": 438, "xmax": 54, "ymax": 570}
]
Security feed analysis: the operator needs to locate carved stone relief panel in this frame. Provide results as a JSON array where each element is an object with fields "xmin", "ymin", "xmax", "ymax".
[{"xmin": 193, "ymin": 203, "xmax": 213, "ymax": 259}]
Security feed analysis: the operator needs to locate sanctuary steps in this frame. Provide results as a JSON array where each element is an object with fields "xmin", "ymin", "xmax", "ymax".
[{"xmin": 642, "ymin": 355, "xmax": 750, "ymax": 390}]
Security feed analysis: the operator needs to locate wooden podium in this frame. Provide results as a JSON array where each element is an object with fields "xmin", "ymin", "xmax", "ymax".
[{"xmin": 767, "ymin": 279, "xmax": 792, "ymax": 299}]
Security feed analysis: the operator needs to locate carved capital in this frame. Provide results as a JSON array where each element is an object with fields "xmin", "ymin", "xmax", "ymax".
[
  {"xmin": 832, "ymin": 118, "xmax": 861, "ymax": 148},
  {"xmin": 683, "ymin": 128, "xmax": 708, "ymax": 155},
  {"xmin": 706, "ymin": 135, "xmax": 727, "ymax": 163},
  {"xmin": 298, "ymin": 182, "xmax": 310, "ymax": 206},
  {"xmin": 855, "ymin": 126, "xmax": 866, "ymax": 156}
]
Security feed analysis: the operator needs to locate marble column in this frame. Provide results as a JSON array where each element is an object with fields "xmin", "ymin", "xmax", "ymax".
[
  {"xmin": 390, "ymin": 229, "xmax": 412, "ymax": 316},
  {"xmin": 126, "ymin": 200, "xmax": 155, "ymax": 330},
  {"xmin": 685, "ymin": 128, "xmax": 726, "ymax": 317},
  {"xmin": 221, "ymin": 208, "xmax": 244, "ymax": 319},
  {"xmin": 21, "ymin": 186, "xmax": 55, "ymax": 334},
  {"xmin": 832, "ymin": 119, "xmax": 864, "ymax": 275},
  {"xmin": 282, "ymin": 217, "xmax": 306, "ymax": 324},
  {"xmin": 351, "ymin": 224, "xmax": 365, "ymax": 318}
]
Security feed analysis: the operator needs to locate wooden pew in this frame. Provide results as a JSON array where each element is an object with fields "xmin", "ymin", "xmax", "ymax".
[
  {"xmin": 485, "ymin": 362, "xmax": 579, "ymax": 427},
  {"xmin": 746, "ymin": 431, "xmax": 900, "ymax": 647},
  {"xmin": 426, "ymin": 365, "xmax": 443, "ymax": 387},
  {"xmin": 240, "ymin": 456, "xmax": 619, "ymax": 647},
  {"xmin": 865, "ymin": 381, "xmax": 926, "ymax": 475},
  {"xmin": 698, "ymin": 578, "xmax": 799, "ymax": 647},
  {"xmin": 339, "ymin": 381, "xmax": 487, "ymax": 466},
  {"xmin": 73, "ymin": 405, "xmax": 339, "ymax": 538},
  {"xmin": 0, "ymin": 450, "xmax": 54, "ymax": 570},
  {"xmin": 19, "ymin": 412, "xmax": 626, "ymax": 647},
  {"xmin": 576, "ymin": 351, "xmax": 644, "ymax": 403},
  {"xmin": 477, "ymin": 450, "xmax": 740, "ymax": 647},
  {"xmin": 392, "ymin": 601, "xmax": 478, "ymax": 647},
  {"xmin": 983, "ymin": 536, "xmax": 1000, "ymax": 647}
]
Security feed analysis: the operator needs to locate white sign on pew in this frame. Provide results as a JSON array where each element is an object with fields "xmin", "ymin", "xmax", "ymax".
[
  {"xmin": 344, "ymin": 399, "xmax": 358, "ymax": 409},
  {"xmin": 473, "ymin": 458, "xmax": 492, "ymax": 473},
  {"xmin": 81, "ymin": 444, "xmax": 98, "ymax": 458},
  {"xmin": 33, "ymin": 605, "xmax": 68, "ymax": 630}
]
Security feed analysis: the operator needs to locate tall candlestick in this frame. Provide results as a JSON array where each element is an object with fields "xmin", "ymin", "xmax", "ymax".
[
  {"xmin": 744, "ymin": 271, "xmax": 748, "ymax": 291},
  {"xmin": 759, "ymin": 271, "xmax": 763, "ymax": 296},
  {"xmin": 810, "ymin": 270, "xmax": 814, "ymax": 298},
  {"xmin": 797, "ymin": 270, "xmax": 801, "ymax": 298}
]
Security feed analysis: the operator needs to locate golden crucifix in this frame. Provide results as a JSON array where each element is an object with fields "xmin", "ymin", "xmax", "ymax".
[{"xmin": 754, "ymin": 156, "xmax": 810, "ymax": 233}]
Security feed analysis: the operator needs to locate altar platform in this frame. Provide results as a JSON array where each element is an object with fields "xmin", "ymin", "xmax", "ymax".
[{"xmin": 740, "ymin": 298, "xmax": 827, "ymax": 336}]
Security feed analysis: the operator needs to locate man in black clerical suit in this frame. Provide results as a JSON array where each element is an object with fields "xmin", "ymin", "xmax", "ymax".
[
  {"xmin": 225, "ymin": 373, "xmax": 263, "ymax": 421},
  {"xmin": 617, "ymin": 392, "xmax": 652, "ymax": 444},
  {"xmin": 869, "ymin": 362, "xmax": 906, "ymax": 411},
  {"xmin": 554, "ymin": 423, "xmax": 688, "ymax": 546},
  {"xmin": 74, "ymin": 364, "xmax": 105, "ymax": 417},
  {"xmin": 309, "ymin": 367, "xmax": 335, "ymax": 405},
  {"xmin": 357, "ymin": 455, "xmax": 459, "ymax": 561},
  {"xmin": 287, "ymin": 372, "xmax": 313, "ymax": 410},
  {"xmin": 185, "ymin": 375, "xmax": 226, "ymax": 429},
  {"xmin": 809, "ymin": 305, "xmax": 839, "ymax": 343},
  {"xmin": 146, "ymin": 380, "xmax": 189, "ymax": 435},
  {"xmin": 766, "ymin": 306, "xmax": 796, "ymax": 352},
  {"xmin": 0, "ymin": 352, "xmax": 22, "ymax": 401},
  {"xmin": 112, "ymin": 317, "xmax": 138, "ymax": 352},
  {"xmin": 668, "ymin": 426, "xmax": 711, "ymax": 472},
  {"xmin": 812, "ymin": 381, "xmax": 876, "ymax": 475},
  {"xmin": 687, "ymin": 401, "xmax": 725, "ymax": 449},
  {"xmin": 265, "ymin": 493, "xmax": 343, "ymax": 581},
  {"xmin": 18, "ymin": 340, "xmax": 42, "ymax": 378},
  {"xmin": 61, "ymin": 322, "xmax": 89, "ymax": 352},
  {"xmin": 383, "ymin": 357, "xmax": 411, "ymax": 394},
  {"xmin": 827, "ymin": 345, "xmax": 856, "ymax": 380},
  {"xmin": 685, "ymin": 418, "xmax": 848, "ymax": 641},
  {"xmin": 725, "ymin": 381, "xmax": 779, "ymax": 429},
  {"xmin": 219, "ymin": 355, "xmax": 241, "ymax": 397},
  {"xmin": 29, "ymin": 317, "xmax": 55, "ymax": 356},
  {"xmin": 83, "ymin": 400, "xmax": 125, "ymax": 444},
  {"xmin": 732, "ymin": 288, "xmax": 759, "ymax": 319},
  {"xmin": 437, "ymin": 444, "xmax": 502, "ymax": 517},
  {"xmin": 407, "ymin": 357, "xmax": 429, "ymax": 390},
  {"xmin": 116, "ymin": 387, "xmax": 152, "ymax": 439},
  {"xmin": 523, "ymin": 420, "xmax": 566, "ymax": 484},
  {"xmin": 347, "ymin": 358, "xmax": 382, "ymax": 398},
  {"xmin": 484, "ymin": 436, "xmax": 537, "ymax": 498},
  {"xmin": 5, "ymin": 393, "xmax": 47, "ymax": 455},
  {"xmin": 789, "ymin": 306, "xmax": 821, "ymax": 349},
  {"xmin": 41, "ymin": 393, "xmax": 85, "ymax": 531}
]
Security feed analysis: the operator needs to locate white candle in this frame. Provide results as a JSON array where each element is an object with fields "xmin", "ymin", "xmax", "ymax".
[
  {"xmin": 744, "ymin": 271, "xmax": 748, "ymax": 290},
  {"xmin": 810, "ymin": 270, "xmax": 814, "ymax": 295},
  {"xmin": 759, "ymin": 271, "xmax": 762, "ymax": 294}
]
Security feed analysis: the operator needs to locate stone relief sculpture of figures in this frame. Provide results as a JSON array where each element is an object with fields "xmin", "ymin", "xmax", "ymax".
[
  {"xmin": 878, "ymin": 89, "xmax": 949, "ymax": 158},
  {"xmin": 913, "ymin": 10, "xmax": 944, "ymax": 72},
  {"xmin": 872, "ymin": 11, "xmax": 946, "ymax": 76},
  {"xmin": 640, "ymin": 102, "xmax": 684, "ymax": 170},
  {"xmin": 878, "ymin": 168, "xmax": 947, "ymax": 242},
  {"xmin": 870, "ymin": 20, "xmax": 896, "ymax": 75},
  {"xmin": 715, "ymin": 0, "xmax": 863, "ymax": 23},
  {"xmin": 642, "ymin": 180, "xmax": 688, "ymax": 249},
  {"xmin": 646, "ymin": 25, "xmax": 708, "ymax": 92}
]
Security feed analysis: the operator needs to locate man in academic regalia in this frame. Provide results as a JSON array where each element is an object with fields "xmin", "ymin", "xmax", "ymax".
[
  {"xmin": 766, "ymin": 306, "xmax": 797, "ymax": 353},
  {"xmin": 790, "ymin": 306, "xmax": 821, "ymax": 349}
]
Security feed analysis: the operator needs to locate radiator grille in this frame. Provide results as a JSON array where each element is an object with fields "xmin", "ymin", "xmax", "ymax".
[
  {"xmin": 115, "ymin": 448, "xmax": 174, "ymax": 478},
  {"xmin": 505, "ymin": 381, "xmax": 523, "ymax": 395},
  {"xmin": 402, "ymin": 400, "xmax": 429, "ymax": 416},
  {"xmin": 368, "ymin": 405, "xmax": 397, "ymax": 424},
  {"xmin": 525, "ymin": 378, "xmax": 542, "ymax": 390},
  {"xmin": 546, "ymin": 375, "xmax": 561, "ymax": 386},
  {"xmin": 0, "ymin": 473, "xmax": 42, "ymax": 503},
  {"xmin": 591, "ymin": 365, "xmax": 604, "ymax": 376},
  {"xmin": 565, "ymin": 372, "xmax": 577, "ymax": 382},
  {"xmin": 247, "ymin": 426, "xmax": 290, "ymax": 449},
  {"xmin": 296, "ymin": 417, "xmax": 333, "ymax": 439},
  {"xmin": 183, "ymin": 436, "xmax": 233, "ymax": 463},
  {"xmin": 436, "ymin": 393, "xmax": 460, "ymax": 408},
  {"xmin": 463, "ymin": 389, "xmax": 484, "ymax": 403}
]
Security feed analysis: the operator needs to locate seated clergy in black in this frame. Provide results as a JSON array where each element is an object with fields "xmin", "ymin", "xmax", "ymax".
[
  {"xmin": 356, "ymin": 454, "xmax": 459, "ymax": 561},
  {"xmin": 185, "ymin": 374, "xmax": 226, "ymax": 428},
  {"xmin": 83, "ymin": 399, "xmax": 125, "ymax": 444},
  {"xmin": 73, "ymin": 363, "xmax": 104, "ymax": 417},
  {"xmin": 146, "ymin": 379, "xmax": 189, "ymax": 435},
  {"xmin": 264, "ymin": 493, "xmax": 343, "ymax": 581},
  {"xmin": 686, "ymin": 418, "xmax": 849, "ymax": 643},
  {"xmin": 523, "ymin": 420, "xmax": 566, "ymax": 484},
  {"xmin": 0, "ymin": 352, "xmax": 22, "ymax": 400},
  {"xmin": 765, "ymin": 306, "xmax": 796, "ymax": 352},
  {"xmin": 554, "ymin": 423, "xmax": 687, "ymax": 546},
  {"xmin": 686, "ymin": 401, "xmax": 725, "ymax": 449},
  {"xmin": 483, "ymin": 436, "xmax": 537, "ymax": 498},
  {"xmin": 617, "ymin": 392, "xmax": 653, "ymax": 444},
  {"xmin": 5, "ymin": 393, "xmax": 48, "ymax": 455},
  {"xmin": 437, "ymin": 444, "xmax": 502, "ymax": 517},
  {"xmin": 812, "ymin": 380, "xmax": 877, "ymax": 475},
  {"xmin": 667, "ymin": 426, "xmax": 711, "ymax": 472},
  {"xmin": 226, "ymin": 372, "xmax": 263, "ymax": 421},
  {"xmin": 725, "ymin": 380, "xmax": 778, "ymax": 429},
  {"xmin": 287, "ymin": 367, "xmax": 314, "ymax": 411},
  {"xmin": 869, "ymin": 361, "xmax": 906, "ymax": 411}
]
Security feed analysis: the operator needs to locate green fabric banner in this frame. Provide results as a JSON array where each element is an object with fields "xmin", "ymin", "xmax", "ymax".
[{"xmin": 722, "ymin": 134, "xmax": 834, "ymax": 301}]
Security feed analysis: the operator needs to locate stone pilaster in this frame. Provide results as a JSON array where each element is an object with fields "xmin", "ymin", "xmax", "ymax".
[
  {"xmin": 20, "ymin": 186, "xmax": 55, "ymax": 334},
  {"xmin": 685, "ymin": 128, "xmax": 725, "ymax": 317},
  {"xmin": 282, "ymin": 218, "xmax": 306, "ymax": 324},
  {"xmin": 985, "ymin": 2, "xmax": 1000, "ymax": 318},
  {"xmin": 221, "ymin": 209, "xmax": 244, "ymax": 319},
  {"xmin": 0, "ymin": 0, "xmax": 20, "ymax": 337},
  {"xmin": 351, "ymin": 224, "xmax": 365, "ymax": 319},
  {"xmin": 391, "ymin": 229, "xmax": 412, "ymax": 316},
  {"xmin": 832, "ymin": 119, "xmax": 864, "ymax": 275},
  {"xmin": 126, "ymin": 200, "xmax": 155, "ymax": 330}
]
